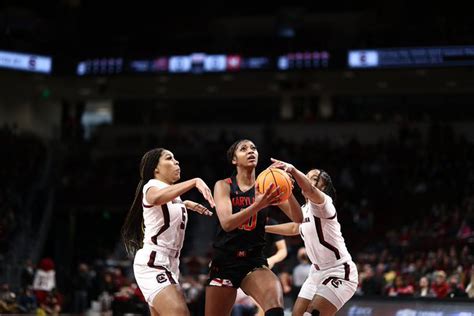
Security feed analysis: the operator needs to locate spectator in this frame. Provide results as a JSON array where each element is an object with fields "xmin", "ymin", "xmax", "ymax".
[
  {"xmin": 20, "ymin": 259, "xmax": 35, "ymax": 290},
  {"xmin": 72, "ymin": 263, "xmax": 93, "ymax": 313},
  {"xmin": 447, "ymin": 274, "xmax": 468, "ymax": 298},
  {"xmin": 431, "ymin": 270, "xmax": 449, "ymax": 298},
  {"xmin": 38, "ymin": 288, "xmax": 62, "ymax": 316},
  {"xmin": 414, "ymin": 276, "xmax": 435, "ymax": 298},
  {"xmin": 33, "ymin": 258, "xmax": 56, "ymax": 304},
  {"xmin": 387, "ymin": 275, "xmax": 414, "ymax": 297},
  {"xmin": 465, "ymin": 268, "xmax": 474, "ymax": 298},
  {"xmin": 0, "ymin": 283, "xmax": 18, "ymax": 313},
  {"xmin": 360, "ymin": 264, "xmax": 384, "ymax": 296},
  {"xmin": 17, "ymin": 286, "xmax": 38, "ymax": 313},
  {"xmin": 291, "ymin": 247, "xmax": 311, "ymax": 303}
]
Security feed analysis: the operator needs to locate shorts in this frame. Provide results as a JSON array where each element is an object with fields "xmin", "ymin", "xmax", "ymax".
[
  {"xmin": 134, "ymin": 247, "xmax": 180, "ymax": 306},
  {"xmin": 207, "ymin": 249, "xmax": 268, "ymax": 288},
  {"xmin": 298, "ymin": 261, "xmax": 358, "ymax": 310}
]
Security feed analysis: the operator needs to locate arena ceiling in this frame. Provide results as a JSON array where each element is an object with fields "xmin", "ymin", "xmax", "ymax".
[
  {"xmin": 0, "ymin": 1, "xmax": 470, "ymax": 56},
  {"xmin": 1, "ymin": 2, "xmax": 472, "ymax": 100}
]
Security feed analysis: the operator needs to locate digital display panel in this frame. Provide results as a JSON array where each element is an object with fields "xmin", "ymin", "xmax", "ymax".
[
  {"xmin": 278, "ymin": 51, "xmax": 330, "ymax": 70},
  {"xmin": 348, "ymin": 46, "xmax": 474, "ymax": 69},
  {"xmin": 77, "ymin": 58, "xmax": 123, "ymax": 75},
  {"xmin": 0, "ymin": 50, "xmax": 52, "ymax": 74},
  {"xmin": 75, "ymin": 51, "xmax": 332, "ymax": 75}
]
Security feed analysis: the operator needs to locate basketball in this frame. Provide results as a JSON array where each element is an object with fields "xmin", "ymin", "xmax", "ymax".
[{"xmin": 256, "ymin": 168, "xmax": 292, "ymax": 203}]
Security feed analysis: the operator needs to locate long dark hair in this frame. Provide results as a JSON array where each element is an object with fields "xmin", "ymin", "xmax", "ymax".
[{"xmin": 121, "ymin": 148, "xmax": 166, "ymax": 256}]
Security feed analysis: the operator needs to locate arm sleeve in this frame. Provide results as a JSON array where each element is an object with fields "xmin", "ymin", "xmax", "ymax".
[
  {"xmin": 308, "ymin": 192, "xmax": 336, "ymax": 219},
  {"xmin": 142, "ymin": 179, "xmax": 167, "ymax": 206}
]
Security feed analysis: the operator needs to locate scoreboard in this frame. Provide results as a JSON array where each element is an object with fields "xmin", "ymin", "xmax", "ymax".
[{"xmin": 75, "ymin": 51, "xmax": 331, "ymax": 76}]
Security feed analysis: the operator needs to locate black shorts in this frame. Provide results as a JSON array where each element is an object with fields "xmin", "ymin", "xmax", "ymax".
[{"xmin": 206, "ymin": 248, "xmax": 268, "ymax": 288}]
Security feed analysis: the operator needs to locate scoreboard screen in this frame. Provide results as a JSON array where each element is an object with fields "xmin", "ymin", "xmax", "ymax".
[
  {"xmin": 76, "ymin": 51, "xmax": 331, "ymax": 76},
  {"xmin": 348, "ymin": 46, "xmax": 474, "ymax": 69}
]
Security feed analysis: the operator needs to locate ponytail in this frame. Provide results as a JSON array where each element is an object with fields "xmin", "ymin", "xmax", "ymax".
[{"xmin": 121, "ymin": 148, "xmax": 165, "ymax": 256}]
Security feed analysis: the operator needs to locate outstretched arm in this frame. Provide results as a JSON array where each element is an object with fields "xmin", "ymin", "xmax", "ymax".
[
  {"xmin": 265, "ymin": 222, "xmax": 300, "ymax": 236},
  {"xmin": 183, "ymin": 200, "xmax": 213, "ymax": 216},
  {"xmin": 145, "ymin": 178, "xmax": 215, "ymax": 206}
]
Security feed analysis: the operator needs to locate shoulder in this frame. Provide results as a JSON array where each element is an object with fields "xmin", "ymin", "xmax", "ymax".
[
  {"xmin": 309, "ymin": 192, "xmax": 332, "ymax": 208},
  {"xmin": 144, "ymin": 179, "xmax": 167, "ymax": 191},
  {"xmin": 215, "ymin": 178, "xmax": 232, "ymax": 187},
  {"xmin": 214, "ymin": 179, "xmax": 231, "ymax": 194}
]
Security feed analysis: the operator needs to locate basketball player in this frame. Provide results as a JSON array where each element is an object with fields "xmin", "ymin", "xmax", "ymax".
[
  {"xmin": 265, "ymin": 158, "xmax": 358, "ymax": 316},
  {"xmin": 205, "ymin": 139, "xmax": 302, "ymax": 316},
  {"xmin": 121, "ymin": 148, "xmax": 215, "ymax": 316}
]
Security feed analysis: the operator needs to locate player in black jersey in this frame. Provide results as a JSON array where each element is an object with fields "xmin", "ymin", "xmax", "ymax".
[{"xmin": 205, "ymin": 139, "xmax": 302, "ymax": 316}]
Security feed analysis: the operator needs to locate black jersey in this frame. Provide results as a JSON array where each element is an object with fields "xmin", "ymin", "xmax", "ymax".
[{"xmin": 213, "ymin": 176, "xmax": 268, "ymax": 252}]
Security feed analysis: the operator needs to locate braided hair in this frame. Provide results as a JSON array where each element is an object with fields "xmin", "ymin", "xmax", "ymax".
[
  {"xmin": 121, "ymin": 148, "xmax": 166, "ymax": 256},
  {"xmin": 314, "ymin": 169, "xmax": 337, "ymax": 202}
]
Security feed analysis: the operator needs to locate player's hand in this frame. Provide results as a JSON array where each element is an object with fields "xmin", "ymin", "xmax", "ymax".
[
  {"xmin": 287, "ymin": 172, "xmax": 295, "ymax": 190},
  {"xmin": 255, "ymin": 182, "xmax": 283, "ymax": 209},
  {"xmin": 270, "ymin": 158, "xmax": 295, "ymax": 174},
  {"xmin": 195, "ymin": 178, "xmax": 216, "ymax": 208},
  {"xmin": 184, "ymin": 200, "xmax": 213, "ymax": 216}
]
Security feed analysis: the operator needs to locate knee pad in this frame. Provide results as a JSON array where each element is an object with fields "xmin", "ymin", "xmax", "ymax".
[
  {"xmin": 265, "ymin": 307, "xmax": 284, "ymax": 316},
  {"xmin": 303, "ymin": 311, "xmax": 320, "ymax": 316}
]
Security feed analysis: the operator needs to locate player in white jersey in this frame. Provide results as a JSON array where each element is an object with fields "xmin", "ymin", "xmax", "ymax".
[
  {"xmin": 121, "ymin": 148, "xmax": 215, "ymax": 316},
  {"xmin": 265, "ymin": 158, "xmax": 358, "ymax": 316}
]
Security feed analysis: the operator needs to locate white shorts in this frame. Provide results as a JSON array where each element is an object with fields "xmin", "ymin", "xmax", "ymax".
[
  {"xmin": 133, "ymin": 247, "xmax": 181, "ymax": 306},
  {"xmin": 298, "ymin": 261, "xmax": 358, "ymax": 310}
]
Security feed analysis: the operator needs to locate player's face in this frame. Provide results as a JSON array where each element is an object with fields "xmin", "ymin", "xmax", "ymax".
[
  {"xmin": 306, "ymin": 169, "xmax": 323, "ymax": 190},
  {"xmin": 154, "ymin": 150, "xmax": 181, "ymax": 184},
  {"xmin": 233, "ymin": 140, "xmax": 258, "ymax": 167}
]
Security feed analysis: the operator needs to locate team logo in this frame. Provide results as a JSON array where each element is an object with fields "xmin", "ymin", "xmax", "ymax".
[
  {"xmin": 156, "ymin": 273, "xmax": 167, "ymax": 284},
  {"xmin": 331, "ymin": 279, "xmax": 343, "ymax": 288},
  {"xmin": 209, "ymin": 278, "xmax": 234, "ymax": 287}
]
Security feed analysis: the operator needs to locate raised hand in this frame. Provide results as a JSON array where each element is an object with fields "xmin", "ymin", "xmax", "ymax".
[
  {"xmin": 195, "ymin": 178, "xmax": 216, "ymax": 208},
  {"xmin": 270, "ymin": 158, "xmax": 295, "ymax": 173},
  {"xmin": 255, "ymin": 182, "xmax": 284, "ymax": 208},
  {"xmin": 184, "ymin": 200, "xmax": 213, "ymax": 216}
]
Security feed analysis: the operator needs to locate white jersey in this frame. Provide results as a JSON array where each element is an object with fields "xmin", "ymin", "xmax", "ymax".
[
  {"xmin": 32, "ymin": 269, "xmax": 56, "ymax": 292},
  {"xmin": 142, "ymin": 179, "xmax": 188, "ymax": 251},
  {"xmin": 299, "ymin": 193, "xmax": 352, "ymax": 270}
]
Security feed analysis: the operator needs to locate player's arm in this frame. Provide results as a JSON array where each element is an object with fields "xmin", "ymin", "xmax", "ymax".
[
  {"xmin": 265, "ymin": 222, "xmax": 300, "ymax": 236},
  {"xmin": 271, "ymin": 158, "xmax": 325, "ymax": 204},
  {"xmin": 267, "ymin": 239, "xmax": 288, "ymax": 269},
  {"xmin": 146, "ymin": 178, "xmax": 215, "ymax": 207},
  {"xmin": 214, "ymin": 180, "xmax": 280, "ymax": 232},
  {"xmin": 277, "ymin": 194, "xmax": 303, "ymax": 223},
  {"xmin": 183, "ymin": 200, "xmax": 213, "ymax": 216}
]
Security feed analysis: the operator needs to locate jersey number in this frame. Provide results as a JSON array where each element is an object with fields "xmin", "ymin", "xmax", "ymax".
[{"xmin": 239, "ymin": 214, "xmax": 257, "ymax": 231}]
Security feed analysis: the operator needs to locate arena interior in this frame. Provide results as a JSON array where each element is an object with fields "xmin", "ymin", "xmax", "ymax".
[{"xmin": 0, "ymin": 2, "xmax": 473, "ymax": 315}]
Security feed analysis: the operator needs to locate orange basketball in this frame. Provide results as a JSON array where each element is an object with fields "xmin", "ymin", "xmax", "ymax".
[{"xmin": 256, "ymin": 168, "xmax": 292, "ymax": 204}]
